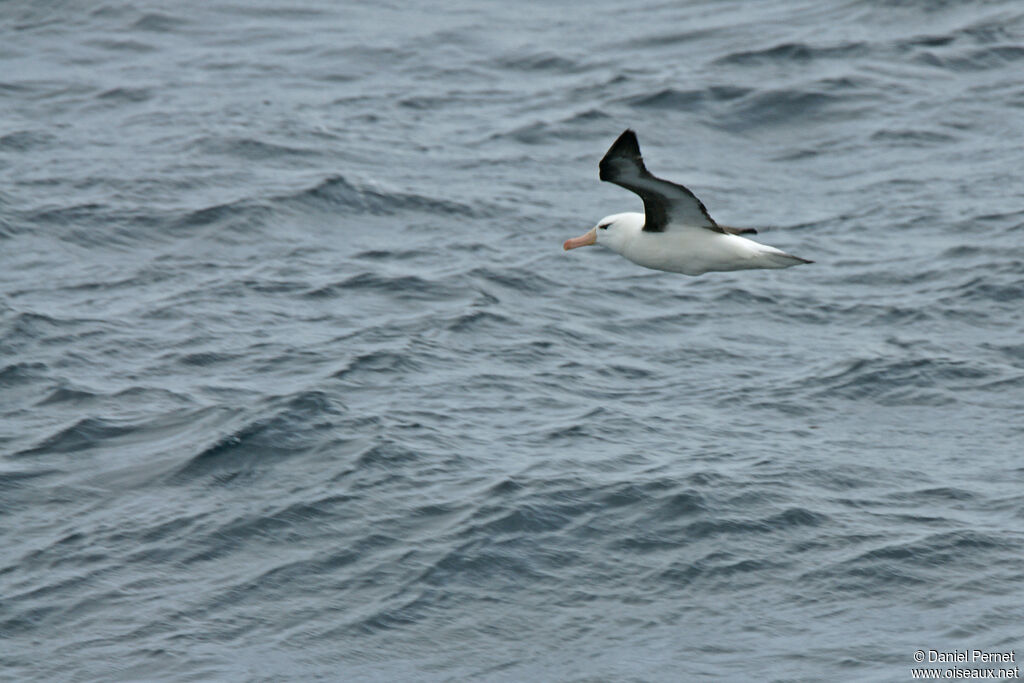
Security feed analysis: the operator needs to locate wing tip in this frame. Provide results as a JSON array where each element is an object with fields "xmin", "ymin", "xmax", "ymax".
[
  {"xmin": 608, "ymin": 129, "xmax": 640, "ymax": 156},
  {"xmin": 599, "ymin": 129, "xmax": 643, "ymax": 181}
]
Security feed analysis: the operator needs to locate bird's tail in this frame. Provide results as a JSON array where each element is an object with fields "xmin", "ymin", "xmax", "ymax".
[{"xmin": 760, "ymin": 249, "xmax": 813, "ymax": 269}]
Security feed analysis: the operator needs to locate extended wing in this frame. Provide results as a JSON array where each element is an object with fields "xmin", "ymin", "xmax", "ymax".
[{"xmin": 598, "ymin": 129, "xmax": 726, "ymax": 234}]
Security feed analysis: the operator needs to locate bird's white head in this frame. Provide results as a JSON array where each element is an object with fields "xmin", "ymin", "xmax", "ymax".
[{"xmin": 563, "ymin": 213, "xmax": 639, "ymax": 253}]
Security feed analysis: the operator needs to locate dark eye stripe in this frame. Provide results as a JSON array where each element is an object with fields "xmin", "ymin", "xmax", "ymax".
[{"xmin": 598, "ymin": 223, "xmax": 610, "ymax": 230}]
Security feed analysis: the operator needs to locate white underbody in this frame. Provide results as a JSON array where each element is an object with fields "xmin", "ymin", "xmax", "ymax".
[{"xmin": 600, "ymin": 212, "xmax": 805, "ymax": 276}]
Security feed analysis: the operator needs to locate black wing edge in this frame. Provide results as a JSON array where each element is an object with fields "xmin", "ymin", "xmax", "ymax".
[{"xmin": 598, "ymin": 129, "xmax": 643, "ymax": 183}]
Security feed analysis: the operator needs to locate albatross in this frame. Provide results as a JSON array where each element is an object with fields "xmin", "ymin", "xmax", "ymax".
[{"xmin": 563, "ymin": 129, "xmax": 811, "ymax": 275}]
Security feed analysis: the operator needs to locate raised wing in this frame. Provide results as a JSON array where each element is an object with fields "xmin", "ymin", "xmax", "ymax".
[{"xmin": 598, "ymin": 129, "xmax": 725, "ymax": 234}]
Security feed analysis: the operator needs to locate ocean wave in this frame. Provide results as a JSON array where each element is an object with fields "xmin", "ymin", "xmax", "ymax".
[
  {"xmin": 715, "ymin": 41, "xmax": 868, "ymax": 65},
  {"xmin": 279, "ymin": 174, "xmax": 477, "ymax": 217},
  {"xmin": 914, "ymin": 45, "xmax": 1024, "ymax": 71},
  {"xmin": 802, "ymin": 530, "xmax": 1009, "ymax": 595},
  {"xmin": 35, "ymin": 386, "xmax": 99, "ymax": 406},
  {"xmin": 0, "ymin": 360, "xmax": 49, "ymax": 386},
  {"xmin": 17, "ymin": 416, "xmax": 140, "ymax": 457},
  {"xmin": 488, "ymin": 109, "xmax": 613, "ymax": 145},
  {"xmin": 491, "ymin": 50, "xmax": 588, "ymax": 74},
  {"xmin": 717, "ymin": 87, "xmax": 844, "ymax": 131},
  {"xmin": 96, "ymin": 87, "xmax": 152, "ymax": 103},
  {"xmin": 130, "ymin": 12, "xmax": 187, "ymax": 33},
  {"xmin": 626, "ymin": 86, "xmax": 750, "ymax": 111},
  {"xmin": 0, "ymin": 129, "xmax": 58, "ymax": 152},
  {"xmin": 333, "ymin": 350, "xmax": 423, "ymax": 382},
  {"xmin": 173, "ymin": 392, "xmax": 343, "ymax": 482},
  {"xmin": 191, "ymin": 135, "xmax": 325, "ymax": 161},
  {"xmin": 808, "ymin": 355, "xmax": 993, "ymax": 403},
  {"xmin": 174, "ymin": 200, "xmax": 274, "ymax": 230},
  {"xmin": 307, "ymin": 271, "xmax": 462, "ymax": 301}
]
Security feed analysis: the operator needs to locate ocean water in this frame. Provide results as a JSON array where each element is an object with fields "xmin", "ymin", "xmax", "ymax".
[{"xmin": 2, "ymin": 1, "xmax": 1024, "ymax": 680}]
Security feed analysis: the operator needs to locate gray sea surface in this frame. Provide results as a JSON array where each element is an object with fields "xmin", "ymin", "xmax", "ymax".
[{"xmin": 2, "ymin": 1, "xmax": 1024, "ymax": 681}]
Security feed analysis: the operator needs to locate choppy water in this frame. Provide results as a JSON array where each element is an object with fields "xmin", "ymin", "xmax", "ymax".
[{"xmin": 3, "ymin": 1, "xmax": 1024, "ymax": 680}]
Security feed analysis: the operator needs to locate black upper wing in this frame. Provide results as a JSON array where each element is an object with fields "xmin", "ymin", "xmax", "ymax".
[{"xmin": 598, "ymin": 129, "xmax": 725, "ymax": 234}]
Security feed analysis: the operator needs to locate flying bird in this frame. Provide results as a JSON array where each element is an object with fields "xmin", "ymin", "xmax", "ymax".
[{"xmin": 563, "ymin": 130, "xmax": 811, "ymax": 276}]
